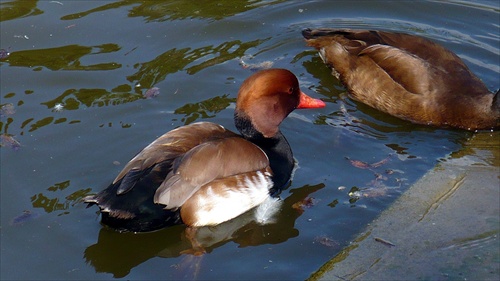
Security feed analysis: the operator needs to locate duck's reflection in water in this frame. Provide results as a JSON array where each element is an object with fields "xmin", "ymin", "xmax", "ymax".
[{"xmin": 84, "ymin": 183, "xmax": 325, "ymax": 278}]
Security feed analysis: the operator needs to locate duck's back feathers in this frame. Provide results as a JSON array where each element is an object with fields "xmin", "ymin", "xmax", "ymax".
[{"xmin": 113, "ymin": 122, "xmax": 236, "ymax": 188}]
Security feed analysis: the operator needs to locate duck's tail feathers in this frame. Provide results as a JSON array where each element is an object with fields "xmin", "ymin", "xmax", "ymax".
[{"xmin": 302, "ymin": 28, "xmax": 352, "ymax": 40}]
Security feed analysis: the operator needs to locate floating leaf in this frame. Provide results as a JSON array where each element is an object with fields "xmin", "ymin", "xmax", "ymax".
[
  {"xmin": 143, "ymin": 87, "xmax": 160, "ymax": 99},
  {"xmin": 0, "ymin": 103, "xmax": 15, "ymax": 117},
  {"xmin": 0, "ymin": 134, "xmax": 21, "ymax": 150}
]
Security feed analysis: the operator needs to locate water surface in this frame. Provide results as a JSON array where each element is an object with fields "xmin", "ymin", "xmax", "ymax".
[{"xmin": 1, "ymin": 0, "xmax": 498, "ymax": 280}]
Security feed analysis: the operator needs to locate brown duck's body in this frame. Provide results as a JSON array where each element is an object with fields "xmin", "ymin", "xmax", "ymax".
[
  {"xmin": 302, "ymin": 28, "xmax": 500, "ymax": 130},
  {"xmin": 84, "ymin": 69, "xmax": 325, "ymax": 232}
]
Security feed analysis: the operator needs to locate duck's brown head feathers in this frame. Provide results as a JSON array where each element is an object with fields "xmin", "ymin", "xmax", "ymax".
[{"xmin": 235, "ymin": 69, "xmax": 303, "ymax": 137}]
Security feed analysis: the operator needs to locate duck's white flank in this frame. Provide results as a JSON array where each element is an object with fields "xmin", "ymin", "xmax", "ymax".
[{"xmin": 185, "ymin": 170, "xmax": 273, "ymax": 227}]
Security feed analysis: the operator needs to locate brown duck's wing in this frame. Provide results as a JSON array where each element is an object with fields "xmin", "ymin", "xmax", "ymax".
[
  {"xmin": 358, "ymin": 44, "xmax": 435, "ymax": 96},
  {"xmin": 113, "ymin": 122, "xmax": 237, "ymax": 194},
  {"xmin": 154, "ymin": 137, "xmax": 270, "ymax": 209},
  {"xmin": 373, "ymin": 30, "xmax": 492, "ymax": 99},
  {"xmin": 374, "ymin": 30, "xmax": 472, "ymax": 71}
]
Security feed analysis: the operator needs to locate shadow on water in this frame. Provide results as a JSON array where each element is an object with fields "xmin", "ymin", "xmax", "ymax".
[
  {"xmin": 0, "ymin": 0, "xmax": 285, "ymax": 23},
  {"xmin": 31, "ymin": 180, "xmax": 93, "ymax": 216},
  {"xmin": 173, "ymin": 94, "xmax": 235, "ymax": 125},
  {"xmin": 84, "ymin": 183, "xmax": 325, "ymax": 278},
  {"xmin": 5, "ymin": 44, "xmax": 122, "ymax": 71},
  {"xmin": 60, "ymin": 0, "xmax": 286, "ymax": 22},
  {"xmin": 0, "ymin": 0, "xmax": 43, "ymax": 22}
]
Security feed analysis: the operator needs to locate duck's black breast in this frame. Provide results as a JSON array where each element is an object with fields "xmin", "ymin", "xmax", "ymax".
[{"xmin": 234, "ymin": 113, "xmax": 294, "ymax": 193}]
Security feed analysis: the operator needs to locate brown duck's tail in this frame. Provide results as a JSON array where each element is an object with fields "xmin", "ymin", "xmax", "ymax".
[{"xmin": 302, "ymin": 28, "xmax": 351, "ymax": 39}]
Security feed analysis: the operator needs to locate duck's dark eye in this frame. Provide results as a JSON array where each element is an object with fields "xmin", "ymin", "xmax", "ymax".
[{"xmin": 288, "ymin": 87, "xmax": 294, "ymax": 94}]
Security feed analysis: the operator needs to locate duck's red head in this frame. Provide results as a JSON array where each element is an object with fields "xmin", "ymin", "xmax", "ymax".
[{"xmin": 235, "ymin": 68, "xmax": 325, "ymax": 137}]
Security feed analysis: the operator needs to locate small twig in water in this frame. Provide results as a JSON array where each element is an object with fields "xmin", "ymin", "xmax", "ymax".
[{"xmin": 374, "ymin": 237, "xmax": 396, "ymax": 247}]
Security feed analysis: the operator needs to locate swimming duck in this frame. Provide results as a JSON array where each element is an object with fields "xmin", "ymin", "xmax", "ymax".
[
  {"xmin": 84, "ymin": 69, "xmax": 326, "ymax": 232},
  {"xmin": 302, "ymin": 28, "xmax": 499, "ymax": 130}
]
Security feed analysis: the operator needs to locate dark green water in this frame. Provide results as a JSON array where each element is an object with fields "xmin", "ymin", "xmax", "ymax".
[{"xmin": 1, "ymin": 0, "xmax": 498, "ymax": 280}]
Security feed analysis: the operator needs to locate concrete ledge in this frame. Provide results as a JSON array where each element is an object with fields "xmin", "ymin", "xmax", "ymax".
[{"xmin": 309, "ymin": 132, "xmax": 500, "ymax": 281}]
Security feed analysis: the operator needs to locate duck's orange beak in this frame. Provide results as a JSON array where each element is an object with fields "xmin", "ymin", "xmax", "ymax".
[{"xmin": 297, "ymin": 91, "xmax": 326, "ymax": 109}]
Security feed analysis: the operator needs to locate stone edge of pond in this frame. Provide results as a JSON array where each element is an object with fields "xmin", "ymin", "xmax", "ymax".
[{"xmin": 308, "ymin": 131, "xmax": 500, "ymax": 281}]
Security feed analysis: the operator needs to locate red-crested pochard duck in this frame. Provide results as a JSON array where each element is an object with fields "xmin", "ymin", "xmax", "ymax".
[
  {"xmin": 302, "ymin": 28, "xmax": 500, "ymax": 131},
  {"xmin": 84, "ymin": 68, "xmax": 326, "ymax": 232}
]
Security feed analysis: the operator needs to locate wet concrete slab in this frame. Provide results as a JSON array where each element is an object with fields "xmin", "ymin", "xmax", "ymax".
[{"xmin": 309, "ymin": 131, "xmax": 500, "ymax": 281}]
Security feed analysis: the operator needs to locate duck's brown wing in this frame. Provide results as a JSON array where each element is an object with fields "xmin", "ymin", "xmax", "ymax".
[
  {"xmin": 153, "ymin": 137, "xmax": 269, "ymax": 209},
  {"xmin": 113, "ymin": 122, "xmax": 237, "ymax": 194},
  {"xmin": 357, "ymin": 44, "xmax": 435, "ymax": 96}
]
